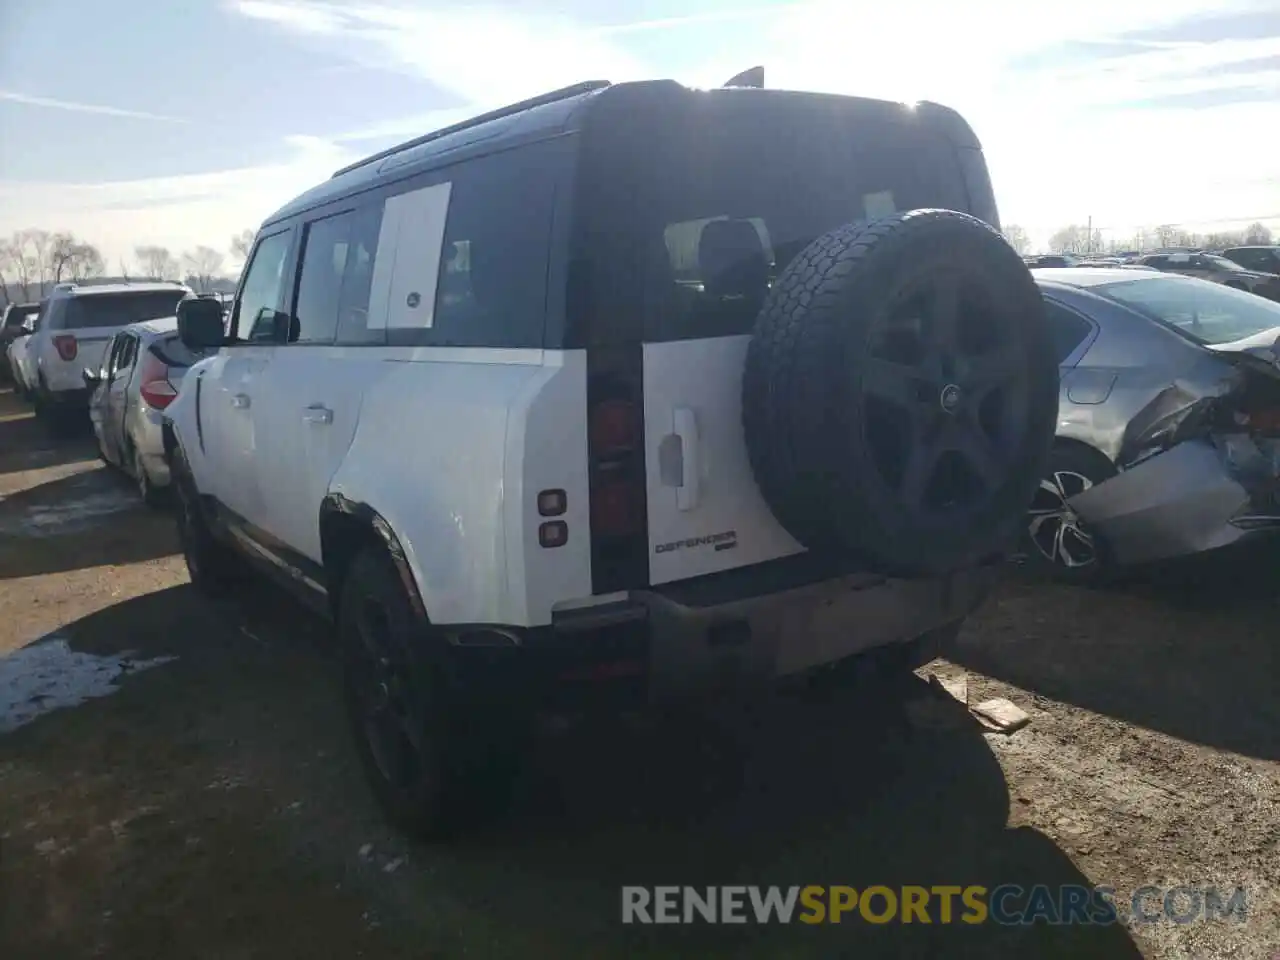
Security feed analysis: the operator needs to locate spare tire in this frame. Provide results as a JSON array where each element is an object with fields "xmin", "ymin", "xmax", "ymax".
[{"xmin": 743, "ymin": 209, "xmax": 1057, "ymax": 576}]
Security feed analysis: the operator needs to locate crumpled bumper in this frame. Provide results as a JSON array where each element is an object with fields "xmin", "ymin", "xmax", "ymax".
[{"xmin": 1069, "ymin": 434, "xmax": 1280, "ymax": 565}]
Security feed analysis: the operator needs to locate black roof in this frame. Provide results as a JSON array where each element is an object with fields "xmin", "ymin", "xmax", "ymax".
[{"xmin": 262, "ymin": 79, "xmax": 979, "ymax": 227}]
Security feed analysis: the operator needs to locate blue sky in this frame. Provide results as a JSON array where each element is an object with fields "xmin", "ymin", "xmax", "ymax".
[{"xmin": 1, "ymin": 0, "xmax": 1277, "ymax": 266}]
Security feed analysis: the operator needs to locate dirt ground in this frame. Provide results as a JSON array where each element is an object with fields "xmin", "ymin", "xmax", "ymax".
[{"xmin": 1, "ymin": 384, "xmax": 1277, "ymax": 960}]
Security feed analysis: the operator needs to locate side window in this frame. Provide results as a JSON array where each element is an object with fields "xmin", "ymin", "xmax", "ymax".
[
  {"xmin": 119, "ymin": 335, "xmax": 138, "ymax": 375},
  {"xmin": 291, "ymin": 212, "xmax": 352, "ymax": 345},
  {"xmin": 335, "ymin": 203, "xmax": 386, "ymax": 345},
  {"xmin": 233, "ymin": 231, "xmax": 293, "ymax": 342},
  {"xmin": 418, "ymin": 144, "xmax": 557, "ymax": 348},
  {"xmin": 1045, "ymin": 300, "xmax": 1094, "ymax": 364},
  {"xmin": 103, "ymin": 335, "xmax": 122, "ymax": 376}
]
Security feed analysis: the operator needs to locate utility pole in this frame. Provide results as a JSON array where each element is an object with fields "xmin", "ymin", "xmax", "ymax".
[{"xmin": 1086, "ymin": 215, "xmax": 1092, "ymax": 254}]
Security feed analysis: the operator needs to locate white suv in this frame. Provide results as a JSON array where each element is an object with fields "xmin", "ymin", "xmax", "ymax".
[
  {"xmin": 29, "ymin": 281, "xmax": 190, "ymax": 430},
  {"xmin": 164, "ymin": 78, "xmax": 1058, "ymax": 837}
]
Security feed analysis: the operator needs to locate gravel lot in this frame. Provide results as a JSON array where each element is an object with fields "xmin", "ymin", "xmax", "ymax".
[{"xmin": 1, "ymin": 384, "xmax": 1277, "ymax": 960}]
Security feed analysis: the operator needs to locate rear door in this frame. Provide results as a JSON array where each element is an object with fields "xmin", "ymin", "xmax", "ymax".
[
  {"xmin": 253, "ymin": 201, "xmax": 393, "ymax": 563},
  {"xmin": 102, "ymin": 332, "xmax": 138, "ymax": 459},
  {"xmin": 587, "ymin": 94, "xmax": 977, "ymax": 585},
  {"xmin": 89, "ymin": 334, "xmax": 121, "ymax": 457}
]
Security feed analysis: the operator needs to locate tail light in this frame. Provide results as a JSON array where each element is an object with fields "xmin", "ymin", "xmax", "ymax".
[
  {"xmin": 590, "ymin": 398, "xmax": 643, "ymax": 536},
  {"xmin": 138, "ymin": 351, "xmax": 178, "ymax": 410},
  {"xmin": 53, "ymin": 334, "xmax": 77, "ymax": 362}
]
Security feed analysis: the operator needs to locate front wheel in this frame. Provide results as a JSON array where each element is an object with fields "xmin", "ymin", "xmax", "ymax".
[
  {"xmin": 174, "ymin": 468, "xmax": 242, "ymax": 597},
  {"xmin": 340, "ymin": 547, "xmax": 526, "ymax": 840},
  {"xmin": 1022, "ymin": 444, "xmax": 1116, "ymax": 583}
]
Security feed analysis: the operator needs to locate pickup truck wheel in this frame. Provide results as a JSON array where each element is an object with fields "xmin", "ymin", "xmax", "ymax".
[
  {"xmin": 339, "ymin": 548, "xmax": 524, "ymax": 840},
  {"xmin": 174, "ymin": 472, "xmax": 241, "ymax": 597},
  {"xmin": 743, "ymin": 209, "xmax": 1058, "ymax": 576}
]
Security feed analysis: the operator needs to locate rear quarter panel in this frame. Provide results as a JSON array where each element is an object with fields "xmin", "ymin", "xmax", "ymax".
[{"xmin": 327, "ymin": 348, "xmax": 591, "ymax": 628}]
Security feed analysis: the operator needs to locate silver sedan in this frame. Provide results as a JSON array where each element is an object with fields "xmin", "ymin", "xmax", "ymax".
[
  {"xmin": 1024, "ymin": 268, "xmax": 1280, "ymax": 580},
  {"xmin": 85, "ymin": 317, "xmax": 207, "ymax": 505}
]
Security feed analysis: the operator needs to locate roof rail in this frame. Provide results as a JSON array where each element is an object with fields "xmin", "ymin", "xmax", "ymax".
[{"xmin": 330, "ymin": 79, "xmax": 611, "ymax": 179}]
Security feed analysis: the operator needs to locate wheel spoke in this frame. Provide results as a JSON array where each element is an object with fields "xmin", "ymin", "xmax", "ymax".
[
  {"xmin": 1051, "ymin": 519, "xmax": 1069, "ymax": 564},
  {"xmin": 862, "ymin": 357, "xmax": 923, "ymax": 409},
  {"xmin": 962, "ymin": 346, "xmax": 1021, "ymax": 394},
  {"xmin": 901, "ymin": 431, "xmax": 943, "ymax": 507},
  {"xmin": 950, "ymin": 418, "xmax": 1004, "ymax": 491}
]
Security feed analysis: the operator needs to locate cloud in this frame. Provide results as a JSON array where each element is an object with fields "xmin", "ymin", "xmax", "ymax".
[
  {"xmin": 0, "ymin": 91, "xmax": 189, "ymax": 123},
  {"xmin": 0, "ymin": 136, "xmax": 353, "ymax": 267}
]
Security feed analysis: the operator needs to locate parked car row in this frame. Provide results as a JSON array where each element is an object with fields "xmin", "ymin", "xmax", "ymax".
[
  {"xmin": 2, "ymin": 281, "xmax": 204, "ymax": 500},
  {"xmin": 1023, "ymin": 247, "xmax": 1280, "ymax": 302}
]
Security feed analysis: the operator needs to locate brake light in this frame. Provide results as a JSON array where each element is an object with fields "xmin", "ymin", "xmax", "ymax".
[
  {"xmin": 138, "ymin": 352, "xmax": 178, "ymax": 410},
  {"xmin": 53, "ymin": 334, "xmax": 77, "ymax": 362},
  {"xmin": 590, "ymin": 398, "xmax": 643, "ymax": 536}
]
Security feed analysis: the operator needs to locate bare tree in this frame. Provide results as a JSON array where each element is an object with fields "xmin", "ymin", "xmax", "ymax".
[
  {"xmin": 1243, "ymin": 222, "xmax": 1273, "ymax": 245},
  {"xmin": 183, "ymin": 246, "xmax": 225, "ymax": 292},
  {"xmin": 47, "ymin": 233, "xmax": 104, "ymax": 283},
  {"xmin": 2, "ymin": 229, "xmax": 53, "ymax": 296},
  {"xmin": 1049, "ymin": 225, "xmax": 1091, "ymax": 255},
  {"xmin": 70, "ymin": 242, "xmax": 105, "ymax": 281},
  {"xmin": 230, "ymin": 229, "xmax": 255, "ymax": 262},
  {"xmin": 1001, "ymin": 224, "xmax": 1031, "ymax": 255},
  {"xmin": 135, "ymin": 245, "xmax": 179, "ymax": 281}
]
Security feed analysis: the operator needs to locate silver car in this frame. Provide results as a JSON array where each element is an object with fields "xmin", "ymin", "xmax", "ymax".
[
  {"xmin": 1024, "ymin": 268, "xmax": 1280, "ymax": 579},
  {"xmin": 85, "ymin": 317, "xmax": 208, "ymax": 504}
]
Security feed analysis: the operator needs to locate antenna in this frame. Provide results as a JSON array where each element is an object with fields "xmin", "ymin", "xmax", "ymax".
[{"xmin": 723, "ymin": 66, "xmax": 764, "ymax": 88}]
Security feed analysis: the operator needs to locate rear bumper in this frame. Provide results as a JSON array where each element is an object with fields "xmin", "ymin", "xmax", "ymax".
[
  {"xmin": 1069, "ymin": 435, "xmax": 1280, "ymax": 565},
  {"xmin": 449, "ymin": 562, "xmax": 1000, "ymax": 706}
]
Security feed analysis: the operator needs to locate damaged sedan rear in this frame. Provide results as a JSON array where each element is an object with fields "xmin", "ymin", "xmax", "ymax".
[{"xmin": 1023, "ymin": 268, "xmax": 1280, "ymax": 580}]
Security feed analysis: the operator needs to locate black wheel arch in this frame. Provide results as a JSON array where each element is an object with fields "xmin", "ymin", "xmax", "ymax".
[{"xmin": 319, "ymin": 494, "xmax": 427, "ymax": 622}]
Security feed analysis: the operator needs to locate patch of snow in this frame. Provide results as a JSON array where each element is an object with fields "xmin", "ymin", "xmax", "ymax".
[
  {"xmin": 0, "ymin": 487, "xmax": 139, "ymax": 537},
  {"xmin": 0, "ymin": 632, "xmax": 176, "ymax": 733}
]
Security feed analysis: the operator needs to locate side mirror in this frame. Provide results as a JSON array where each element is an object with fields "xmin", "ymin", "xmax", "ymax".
[
  {"xmin": 82, "ymin": 367, "xmax": 103, "ymax": 388},
  {"xmin": 177, "ymin": 297, "xmax": 227, "ymax": 351}
]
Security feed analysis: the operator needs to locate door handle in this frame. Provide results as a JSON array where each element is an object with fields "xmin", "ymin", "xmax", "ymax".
[
  {"xmin": 303, "ymin": 403, "xmax": 333, "ymax": 425},
  {"xmin": 673, "ymin": 406, "xmax": 700, "ymax": 511},
  {"xmin": 231, "ymin": 392, "xmax": 251, "ymax": 409}
]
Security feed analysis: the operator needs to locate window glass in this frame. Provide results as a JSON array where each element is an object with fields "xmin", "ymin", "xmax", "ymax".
[
  {"xmin": 1097, "ymin": 275, "xmax": 1280, "ymax": 345},
  {"xmin": 578, "ymin": 96, "xmax": 971, "ymax": 343},
  {"xmin": 235, "ymin": 231, "xmax": 292, "ymax": 342},
  {"xmin": 116, "ymin": 335, "xmax": 138, "ymax": 375},
  {"xmin": 103, "ymin": 335, "xmax": 123, "ymax": 376},
  {"xmin": 410, "ymin": 144, "xmax": 556, "ymax": 348},
  {"xmin": 292, "ymin": 213, "xmax": 351, "ymax": 344},
  {"xmin": 3, "ymin": 304, "xmax": 39, "ymax": 329},
  {"xmin": 336, "ymin": 203, "xmax": 386, "ymax": 345},
  {"xmin": 64, "ymin": 291, "xmax": 185, "ymax": 330},
  {"xmin": 1044, "ymin": 301, "xmax": 1093, "ymax": 363}
]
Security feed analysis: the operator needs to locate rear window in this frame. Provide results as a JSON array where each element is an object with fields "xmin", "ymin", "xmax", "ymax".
[
  {"xmin": 60, "ymin": 291, "xmax": 185, "ymax": 330},
  {"xmin": 151, "ymin": 334, "xmax": 209, "ymax": 368},
  {"xmin": 1096, "ymin": 275, "xmax": 1280, "ymax": 346},
  {"xmin": 575, "ymin": 93, "xmax": 973, "ymax": 343}
]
